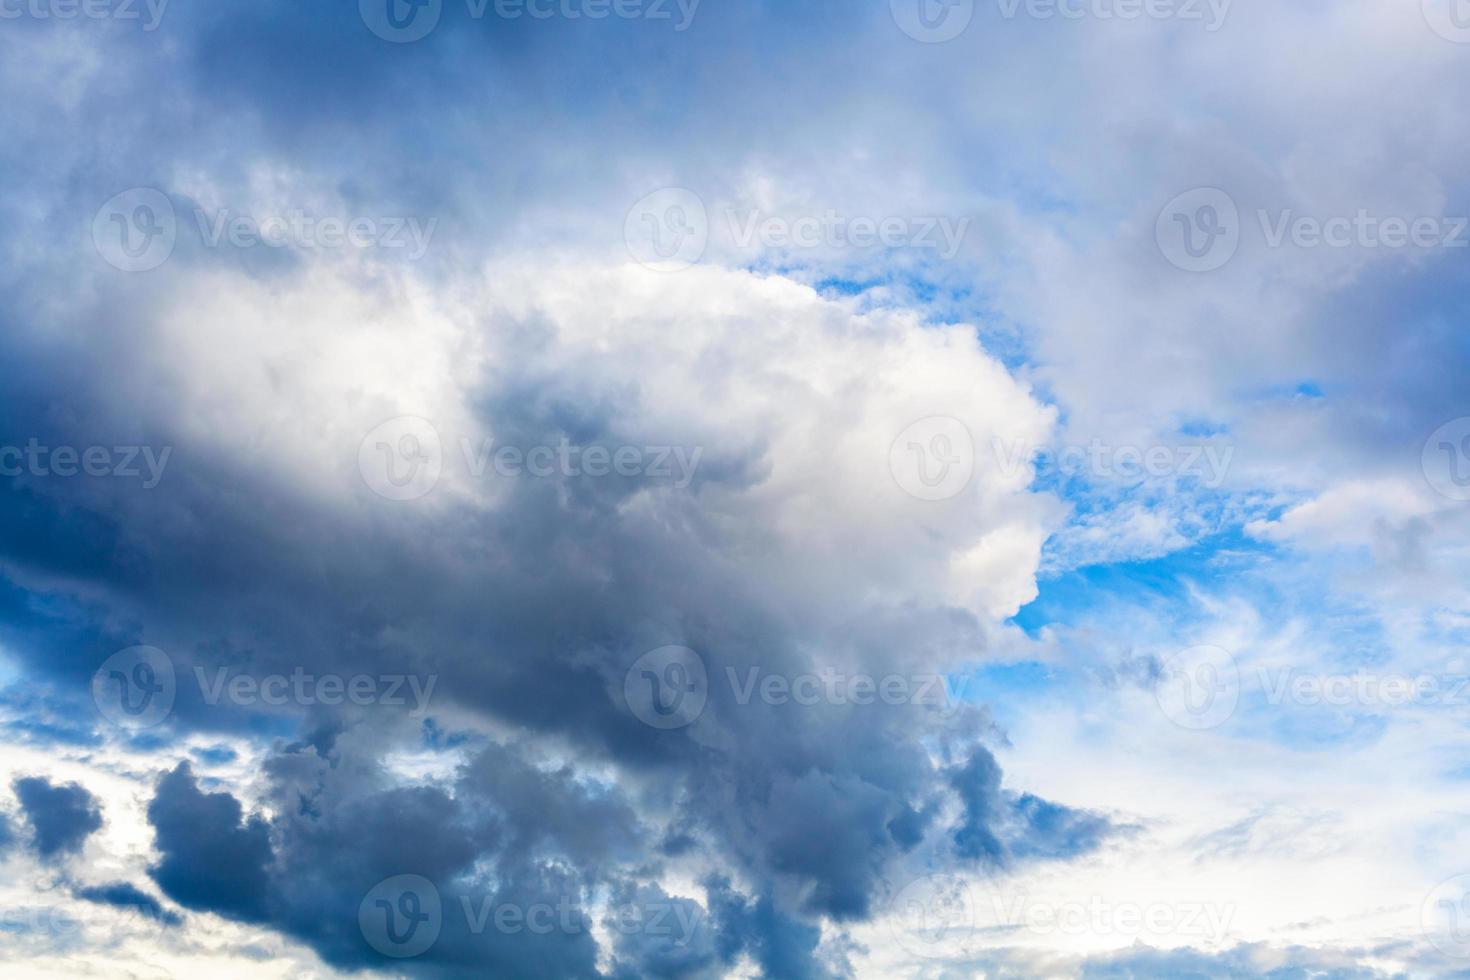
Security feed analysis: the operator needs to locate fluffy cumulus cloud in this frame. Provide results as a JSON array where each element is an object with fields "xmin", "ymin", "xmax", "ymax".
[{"xmin": 0, "ymin": 1, "xmax": 1466, "ymax": 978}]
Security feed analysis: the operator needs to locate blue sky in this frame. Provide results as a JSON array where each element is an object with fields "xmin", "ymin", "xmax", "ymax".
[{"xmin": 0, "ymin": 0, "xmax": 1469, "ymax": 977}]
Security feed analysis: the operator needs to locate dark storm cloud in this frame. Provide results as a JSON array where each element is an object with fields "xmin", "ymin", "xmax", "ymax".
[
  {"xmin": 12, "ymin": 777, "xmax": 103, "ymax": 860},
  {"xmin": 147, "ymin": 763, "xmax": 273, "ymax": 922},
  {"xmin": 0, "ymin": 5, "xmax": 1121, "ymax": 976},
  {"xmin": 72, "ymin": 881, "xmax": 182, "ymax": 927}
]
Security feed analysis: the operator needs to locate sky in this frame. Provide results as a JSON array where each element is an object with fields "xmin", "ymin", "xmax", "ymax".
[{"xmin": 1, "ymin": 0, "xmax": 1469, "ymax": 977}]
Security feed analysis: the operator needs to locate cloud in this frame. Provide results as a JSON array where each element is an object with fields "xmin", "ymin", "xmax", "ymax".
[
  {"xmin": 72, "ymin": 881, "xmax": 182, "ymax": 927},
  {"xmin": 146, "ymin": 762, "xmax": 272, "ymax": 923},
  {"xmin": 12, "ymin": 777, "xmax": 103, "ymax": 860}
]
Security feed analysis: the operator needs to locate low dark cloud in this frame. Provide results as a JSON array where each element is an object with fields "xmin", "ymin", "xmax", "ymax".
[
  {"xmin": 73, "ymin": 881, "xmax": 182, "ymax": 927},
  {"xmin": 12, "ymin": 777, "xmax": 103, "ymax": 860}
]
